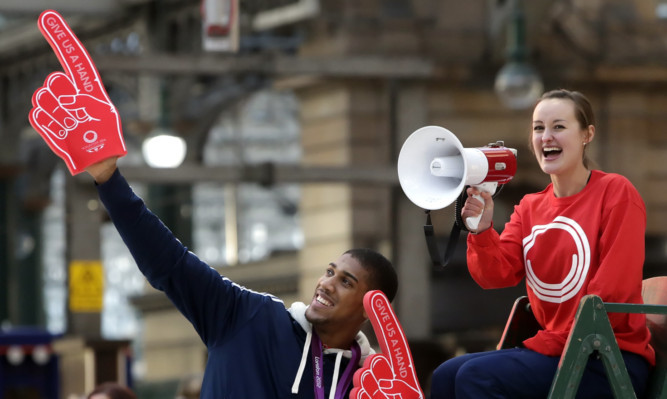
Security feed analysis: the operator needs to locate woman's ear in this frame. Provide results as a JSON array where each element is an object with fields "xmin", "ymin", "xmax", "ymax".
[{"xmin": 585, "ymin": 125, "xmax": 595, "ymax": 144}]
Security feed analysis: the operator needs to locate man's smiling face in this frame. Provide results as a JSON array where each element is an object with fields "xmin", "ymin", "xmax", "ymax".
[{"xmin": 305, "ymin": 253, "xmax": 370, "ymax": 330}]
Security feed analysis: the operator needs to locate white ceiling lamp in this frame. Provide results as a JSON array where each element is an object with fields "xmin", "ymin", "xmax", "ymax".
[
  {"xmin": 494, "ymin": 0, "xmax": 544, "ymax": 110},
  {"xmin": 142, "ymin": 129, "xmax": 187, "ymax": 168},
  {"xmin": 141, "ymin": 83, "xmax": 187, "ymax": 168}
]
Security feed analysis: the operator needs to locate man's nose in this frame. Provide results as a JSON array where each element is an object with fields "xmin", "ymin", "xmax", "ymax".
[{"xmin": 320, "ymin": 275, "xmax": 335, "ymax": 291}]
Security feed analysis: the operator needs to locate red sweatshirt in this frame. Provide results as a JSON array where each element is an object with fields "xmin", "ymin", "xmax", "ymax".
[{"xmin": 467, "ymin": 170, "xmax": 655, "ymax": 365}]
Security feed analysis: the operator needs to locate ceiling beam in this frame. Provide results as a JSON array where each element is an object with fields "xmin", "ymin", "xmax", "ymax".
[
  {"xmin": 593, "ymin": 66, "xmax": 667, "ymax": 84},
  {"xmin": 0, "ymin": 0, "xmax": 119, "ymax": 14},
  {"xmin": 92, "ymin": 53, "xmax": 439, "ymax": 79},
  {"xmin": 84, "ymin": 164, "xmax": 399, "ymax": 186},
  {"xmin": 0, "ymin": 0, "xmax": 149, "ymax": 14},
  {"xmin": 252, "ymin": 0, "xmax": 320, "ymax": 31},
  {"xmin": 67, "ymin": 52, "xmax": 667, "ymax": 84}
]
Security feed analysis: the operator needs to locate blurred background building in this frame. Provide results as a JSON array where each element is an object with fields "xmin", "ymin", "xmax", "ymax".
[{"xmin": 0, "ymin": 0, "xmax": 666, "ymax": 397}]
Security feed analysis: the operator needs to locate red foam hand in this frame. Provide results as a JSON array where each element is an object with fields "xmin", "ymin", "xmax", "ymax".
[
  {"xmin": 29, "ymin": 10, "xmax": 126, "ymax": 175},
  {"xmin": 350, "ymin": 291, "xmax": 424, "ymax": 399}
]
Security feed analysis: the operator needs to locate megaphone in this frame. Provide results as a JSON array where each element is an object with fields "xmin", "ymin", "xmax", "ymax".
[{"xmin": 397, "ymin": 125, "xmax": 517, "ymax": 230}]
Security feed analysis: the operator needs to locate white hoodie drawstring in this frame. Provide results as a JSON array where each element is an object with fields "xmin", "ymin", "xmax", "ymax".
[
  {"xmin": 291, "ymin": 329, "xmax": 312, "ymax": 394},
  {"xmin": 328, "ymin": 350, "xmax": 344, "ymax": 399},
  {"xmin": 288, "ymin": 302, "xmax": 374, "ymax": 396}
]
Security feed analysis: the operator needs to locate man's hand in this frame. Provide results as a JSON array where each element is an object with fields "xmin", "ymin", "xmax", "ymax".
[
  {"xmin": 350, "ymin": 291, "xmax": 424, "ymax": 399},
  {"xmin": 85, "ymin": 157, "xmax": 119, "ymax": 184},
  {"xmin": 29, "ymin": 10, "xmax": 126, "ymax": 175}
]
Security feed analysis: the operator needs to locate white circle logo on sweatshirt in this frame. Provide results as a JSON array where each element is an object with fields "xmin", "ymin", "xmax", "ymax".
[{"xmin": 523, "ymin": 216, "xmax": 590, "ymax": 303}]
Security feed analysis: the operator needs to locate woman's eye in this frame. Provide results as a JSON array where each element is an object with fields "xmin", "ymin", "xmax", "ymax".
[{"xmin": 533, "ymin": 126, "xmax": 544, "ymax": 132}]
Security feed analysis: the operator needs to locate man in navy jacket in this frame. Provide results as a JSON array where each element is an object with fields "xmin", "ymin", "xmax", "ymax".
[
  {"xmin": 27, "ymin": 11, "xmax": 399, "ymax": 397},
  {"xmin": 87, "ymin": 157, "xmax": 399, "ymax": 398}
]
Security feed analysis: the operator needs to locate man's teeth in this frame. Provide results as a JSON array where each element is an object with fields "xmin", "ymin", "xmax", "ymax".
[{"xmin": 317, "ymin": 295, "xmax": 332, "ymax": 306}]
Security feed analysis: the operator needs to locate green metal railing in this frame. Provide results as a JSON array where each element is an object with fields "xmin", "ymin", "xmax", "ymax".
[{"xmin": 548, "ymin": 295, "xmax": 667, "ymax": 399}]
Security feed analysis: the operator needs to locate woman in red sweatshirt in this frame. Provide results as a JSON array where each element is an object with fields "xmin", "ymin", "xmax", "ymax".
[{"xmin": 430, "ymin": 89, "xmax": 654, "ymax": 399}]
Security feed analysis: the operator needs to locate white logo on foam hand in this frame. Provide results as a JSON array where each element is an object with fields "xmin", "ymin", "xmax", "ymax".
[{"xmin": 523, "ymin": 216, "xmax": 590, "ymax": 303}]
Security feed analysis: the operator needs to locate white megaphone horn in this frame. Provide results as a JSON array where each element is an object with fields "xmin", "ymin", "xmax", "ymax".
[{"xmin": 397, "ymin": 125, "xmax": 517, "ymax": 230}]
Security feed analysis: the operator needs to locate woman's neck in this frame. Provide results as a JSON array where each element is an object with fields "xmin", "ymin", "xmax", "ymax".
[{"xmin": 551, "ymin": 167, "xmax": 591, "ymax": 198}]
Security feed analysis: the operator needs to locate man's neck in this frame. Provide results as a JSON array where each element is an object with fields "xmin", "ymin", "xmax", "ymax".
[{"xmin": 314, "ymin": 327, "xmax": 357, "ymax": 350}]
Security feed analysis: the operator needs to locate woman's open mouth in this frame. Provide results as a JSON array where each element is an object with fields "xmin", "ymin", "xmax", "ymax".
[{"xmin": 542, "ymin": 147, "xmax": 562, "ymax": 160}]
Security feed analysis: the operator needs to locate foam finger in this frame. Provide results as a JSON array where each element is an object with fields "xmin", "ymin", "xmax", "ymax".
[
  {"xmin": 30, "ymin": 107, "xmax": 67, "ymax": 139},
  {"xmin": 363, "ymin": 291, "xmax": 421, "ymax": 388},
  {"xmin": 37, "ymin": 10, "xmax": 107, "ymax": 100},
  {"xmin": 29, "ymin": 108, "xmax": 77, "ymax": 173},
  {"xmin": 350, "ymin": 387, "xmax": 373, "ymax": 399},
  {"xmin": 46, "ymin": 72, "xmax": 78, "ymax": 96},
  {"xmin": 359, "ymin": 390, "xmax": 372, "ymax": 399},
  {"xmin": 360, "ymin": 369, "xmax": 384, "ymax": 399},
  {"xmin": 368, "ymin": 355, "xmax": 393, "ymax": 377},
  {"xmin": 33, "ymin": 88, "xmax": 78, "ymax": 130}
]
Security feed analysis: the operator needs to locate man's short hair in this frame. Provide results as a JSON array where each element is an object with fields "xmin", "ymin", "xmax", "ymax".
[{"xmin": 345, "ymin": 248, "xmax": 398, "ymax": 302}]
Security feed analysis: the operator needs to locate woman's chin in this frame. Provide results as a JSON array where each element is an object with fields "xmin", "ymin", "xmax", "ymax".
[{"xmin": 538, "ymin": 159, "xmax": 562, "ymax": 175}]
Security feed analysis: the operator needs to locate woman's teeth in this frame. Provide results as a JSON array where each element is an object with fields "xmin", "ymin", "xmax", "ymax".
[{"xmin": 543, "ymin": 147, "xmax": 562, "ymax": 157}]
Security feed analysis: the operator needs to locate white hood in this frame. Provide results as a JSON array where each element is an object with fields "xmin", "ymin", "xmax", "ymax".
[{"xmin": 287, "ymin": 301, "xmax": 375, "ymax": 397}]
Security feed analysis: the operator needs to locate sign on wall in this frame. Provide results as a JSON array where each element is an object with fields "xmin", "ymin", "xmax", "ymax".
[{"xmin": 68, "ymin": 260, "xmax": 104, "ymax": 313}]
